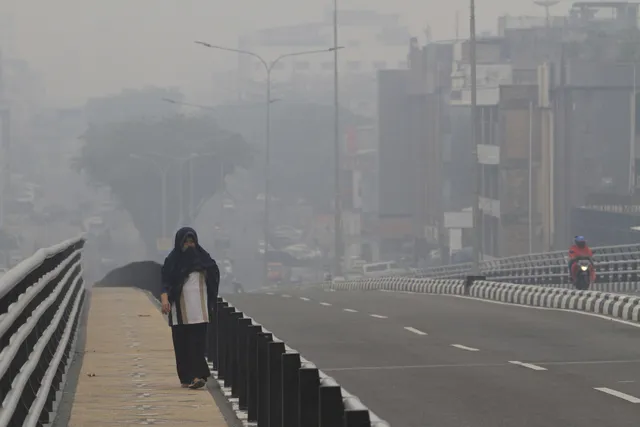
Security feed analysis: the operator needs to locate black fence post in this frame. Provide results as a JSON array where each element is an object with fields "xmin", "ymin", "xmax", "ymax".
[
  {"xmin": 268, "ymin": 341, "xmax": 286, "ymax": 427},
  {"xmin": 209, "ymin": 297, "xmax": 225, "ymax": 368},
  {"xmin": 319, "ymin": 377, "xmax": 344, "ymax": 427},
  {"xmin": 257, "ymin": 332, "xmax": 273, "ymax": 427},
  {"xmin": 226, "ymin": 311, "xmax": 243, "ymax": 390},
  {"xmin": 298, "ymin": 364, "xmax": 320, "ymax": 427},
  {"xmin": 282, "ymin": 352, "xmax": 301, "ymax": 427},
  {"xmin": 234, "ymin": 317, "xmax": 252, "ymax": 399},
  {"xmin": 343, "ymin": 397, "xmax": 371, "ymax": 427},
  {"xmin": 218, "ymin": 306, "xmax": 234, "ymax": 381},
  {"xmin": 244, "ymin": 325, "xmax": 262, "ymax": 416}
]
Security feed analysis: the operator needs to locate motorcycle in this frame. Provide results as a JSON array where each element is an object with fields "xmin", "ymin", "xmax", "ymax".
[{"xmin": 572, "ymin": 257, "xmax": 594, "ymax": 290}]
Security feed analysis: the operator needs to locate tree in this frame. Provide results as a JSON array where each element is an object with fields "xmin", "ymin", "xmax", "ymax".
[
  {"xmin": 75, "ymin": 112, "xmax": 252, "ymax": 256},
  {"xmin": 84, "ymin": 86, "xmax": 185, "ymax": 125}
]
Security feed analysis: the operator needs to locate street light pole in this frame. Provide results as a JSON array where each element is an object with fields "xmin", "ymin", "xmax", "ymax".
[
  {"xmin": 187, "ymin": 151, "xmax": 217, "ymax": 224},
  {"xmin": 470, "ymin": 0, "xmax": 482, "ymax": 273},
  {"xmin": 195, "ymin": 41, "xmax": 341, "ymax": 285},
  {"xmin": 333, "ymin": 0, "xmax": 343, "ymax": 277},
  {"xmin": 264, "ymin": 71, "xmax": 272, "ymax": 283},
  {"xmin": 129, "ymin": 154, "xmax": 169, "ymax": 240}
]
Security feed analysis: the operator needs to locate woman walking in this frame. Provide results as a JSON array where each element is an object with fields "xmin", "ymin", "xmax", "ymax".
[{"xmin": 160, "ymin": 227, "xmax": 220, "ymax": 389}]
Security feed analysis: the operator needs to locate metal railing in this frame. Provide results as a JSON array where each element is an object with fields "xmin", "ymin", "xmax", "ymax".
[
  {"xmin": 415, "ymin": 243, "xmax": 640, "ymax": 289},
  {"xmin": 210, "ymin": 297, "xmax": 389, "ymax": 427},
  {"xmin": 0, "ymin": 235, "xmax": 86, "ymax": 427}
]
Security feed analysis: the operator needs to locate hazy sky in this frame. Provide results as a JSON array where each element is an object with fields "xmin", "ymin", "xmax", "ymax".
[{"xmin": 3, "ymin": 0, "xmax": 560, "ymax": 107}]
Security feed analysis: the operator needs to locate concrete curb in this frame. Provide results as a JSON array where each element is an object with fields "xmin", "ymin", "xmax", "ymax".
[{"xmin": 326, "ymin": 277, "xmax": 640, "ymax": 323}]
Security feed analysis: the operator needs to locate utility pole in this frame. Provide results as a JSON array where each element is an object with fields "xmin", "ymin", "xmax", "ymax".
[
  {"xmin": 471, "ymin": 0, "xmax": 482, "ymax": 273},
  {"xmin": 333, "ymin": 0, "xmax": 343, "ymax": 277}
]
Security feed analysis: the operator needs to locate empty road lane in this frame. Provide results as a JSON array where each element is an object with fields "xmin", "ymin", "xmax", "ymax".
[{"xmin": 225, "ymin": 288, "xmax": 640, "ymax": 427}]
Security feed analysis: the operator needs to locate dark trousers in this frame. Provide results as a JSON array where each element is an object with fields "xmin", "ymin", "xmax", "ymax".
[{"xmin": 171, "ymin": 323, "xmax": 211, "ymax": 384}]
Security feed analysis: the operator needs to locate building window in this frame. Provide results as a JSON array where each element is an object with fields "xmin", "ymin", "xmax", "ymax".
[
  {"xmin": 294, "ymin": 61, "xmax": 310, "ymax": 70},
  {"xmin": 373, "ymin": 61, "xmax": 387, "ymax": 70},
  {"xmin": 272, "ymin": 62, "xmax": 285, "ymax": 70},
  {"xmin": 322, "ymin": 61, "xmax": 333, "ymax": 70},
  {"xmin": 347, "ymin": 61, "xmax": 361, "ymax": 71}
]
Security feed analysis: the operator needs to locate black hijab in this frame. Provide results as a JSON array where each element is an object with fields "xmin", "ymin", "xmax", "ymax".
[{"xmin": 161, "ymin": 227, "xmax": 216, "ymax": 297}]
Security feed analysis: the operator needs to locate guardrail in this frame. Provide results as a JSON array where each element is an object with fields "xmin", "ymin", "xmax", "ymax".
[
  {"xmin": 210, "ymin": 297, "xmax": 389, "ymax": 427},
  {"xmin": 325, "ymin": 276, "xmax": 640, "ymax": 323},
  {"xmin": 0, "ymin": 235, "xmax": 86, "ymax": 427},
  {"xmin": 415, "ymin": 243, "xmax": 640, "ymax": 290}
]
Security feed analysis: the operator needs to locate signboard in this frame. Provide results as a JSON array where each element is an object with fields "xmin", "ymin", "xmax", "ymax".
[{"xmin": 444, "ymin": 211, "xmax": 473, "ymax": 229}]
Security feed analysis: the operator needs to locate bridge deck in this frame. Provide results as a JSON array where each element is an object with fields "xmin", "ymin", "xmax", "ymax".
[{"xmin": 68, "ymin": 287, "xmax": 227, "ymax": 427}]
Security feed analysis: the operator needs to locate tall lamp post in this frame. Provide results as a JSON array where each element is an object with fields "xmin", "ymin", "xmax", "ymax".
[
  {"xmin": 195, "ymin": 41, "xmax": 341, "ymax": 284},
  {"xmin": 470, "ymin": 0, "xmax": 482, "ymax": 273},
  {"xmin": 333, "ymin": 0, "xmax": 342, "ymax": 277}
]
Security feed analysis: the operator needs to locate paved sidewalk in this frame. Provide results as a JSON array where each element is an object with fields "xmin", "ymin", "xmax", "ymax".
[{"xmin": 69, "ymin": 287, "xmax": 228, "ymax": 427}]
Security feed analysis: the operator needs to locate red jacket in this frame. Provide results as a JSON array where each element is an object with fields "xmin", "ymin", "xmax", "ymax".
[{"xmin": 569, "ymin": 244, "xmax": 593, "ymax": 260}]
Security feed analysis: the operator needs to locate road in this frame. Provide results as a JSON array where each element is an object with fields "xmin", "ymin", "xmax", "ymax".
[{"xmin": 225, "ymin": 287, "xmax": 640, "ymax": 427}]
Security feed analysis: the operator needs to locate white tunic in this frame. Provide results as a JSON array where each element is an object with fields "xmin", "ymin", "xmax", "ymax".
[{"xmin": 170, "ymin": 271, "xmax": 209, "ymax": 326}]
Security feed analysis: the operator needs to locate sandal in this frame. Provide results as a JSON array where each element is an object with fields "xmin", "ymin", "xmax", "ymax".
[{"xmin": 188, "ymin": 378, "xmax": 206, "ymax": 389}]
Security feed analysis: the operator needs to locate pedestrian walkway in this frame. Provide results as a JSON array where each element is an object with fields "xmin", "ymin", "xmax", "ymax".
[{"xmin": 68, "ymin": 287, "xmax": 228, "ymax": 426}]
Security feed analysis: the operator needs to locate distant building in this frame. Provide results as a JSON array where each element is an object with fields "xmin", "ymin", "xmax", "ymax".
[
  {"xmin": 236, "ymin": 8, "xmax": 411, "ymax": 118},
  {"xmin": 375, "ymin": 3, "xmax": 640, "ymax": 263}
]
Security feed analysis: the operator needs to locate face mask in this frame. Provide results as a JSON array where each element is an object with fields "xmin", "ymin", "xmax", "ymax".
[{"xmin": 183, "ymin": 246, "xmax": 197, "ymax": 256}]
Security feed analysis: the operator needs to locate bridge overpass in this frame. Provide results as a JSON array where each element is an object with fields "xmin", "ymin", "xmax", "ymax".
[{"xmin": 2, "ymin": 236, "xmax": 640, "ymax": 427}]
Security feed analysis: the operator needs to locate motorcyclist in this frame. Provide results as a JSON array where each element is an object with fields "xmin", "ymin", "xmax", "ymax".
[{"xmin": 568, "ymin": 236, "xmax": 595, "ymax": 283}]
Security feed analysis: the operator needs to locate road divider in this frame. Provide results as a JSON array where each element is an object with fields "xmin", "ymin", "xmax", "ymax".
[{"xmin": 324, "ymin": 276, "xmax": 640, "ymax": 324}]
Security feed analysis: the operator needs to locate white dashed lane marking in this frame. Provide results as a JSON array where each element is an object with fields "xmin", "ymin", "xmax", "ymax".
[
  {"xmin": 266, "ymin": 292, "xmax": 274, "ymax": 295},
  {"xmin": 451, "ymin": 344, "xmax": 479, "ymax": 352},
  {"xmin": 508, "ymin": 361, "xmax": 547, "ymax": 371},
  {"xmin": 594, "ymin": 387, "xmax": 640, "ymax": 403},
  {"xmin": 404, "ymin": 327, "xmax": 427, "ymax": 336},
  {"xmin": 300, "ymin": 297, "xmax": 310, "ymax": 301},
  {"xmin": 282, "ymin": 294, "xmax": 292, "ymax": 298},
  {"xmin": 370, "ymin": 314, "xmax": 388, "ymax": 319},
  {"xmin": 343, "ymin": 308, "xmax": 358, "ymax": 313},
  {"xmin": 320, "ymin": 302, "xmax": 332, "ymax": 306}
]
